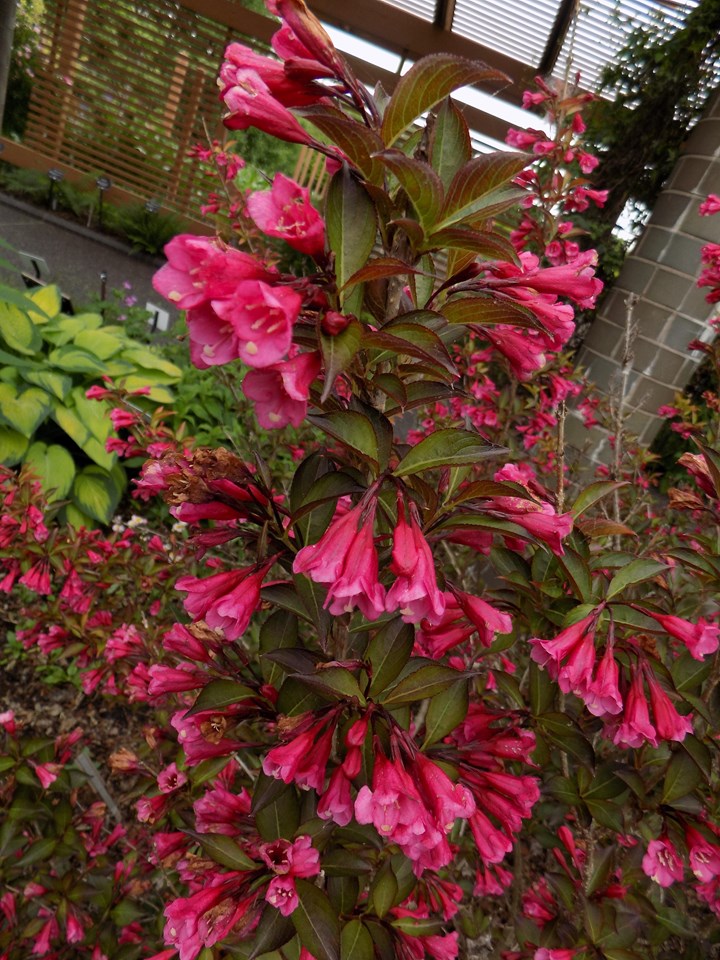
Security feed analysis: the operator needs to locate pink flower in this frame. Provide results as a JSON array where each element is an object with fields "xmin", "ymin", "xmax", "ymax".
[
  {"xmin": 294, "ymin": 498, "xmax": 386, "ymax": 620},
  {"xmin": 266, "ymin": 876, "xmax": 300, "ymax": 916},
  {"xmin": 582, "ymin": 642, "xmax": 623, "ymax": 717},
  {"xmin": 32, "ymin": 762, "xmax": 61, "ymax": 789},
  {"xmin": 247, "ymin": 174, "xmax": 325, "ymax": 256},
  {"xmin": 645, "ymin": 666, "xmax": 693, "ymax": 742},
  {"xmin": 608, "ymin": 665, "xmax": 657, "ymax": 749},
  {"xmin": 260, "ymin": 836, "xmax": 320, "ymax": 878},
  {"xmin": 19, "ymin": 559, "xmax": 52, "ymax": 595},
  {"xmin": 643, "ymin": 611, "xmax": 720, "ymax": 660},
  {"xmin": 355, "ymin": 753, "xmax": 450, "ymax": 875},
  {"xmin": 385, "ymin": 493, "xmax": 445, "ymax": 625},
  {"xmin": 529, "ymin": 612, "xmax": 598, "ymax": 689},
  {"xmin": 686, "ymin": 826, "xmax": 720, "ymax": 882},
  {"xmin": 157, "ymin": 763, "xmax": 188, "ymax": 794},
  {"xmin": 153, "ymin": 235, "xmax": 271, "ymax": 310},
  {"xmin": 262, "ymin": 718, "xmax": 335, "ymax": 792},
  {"xmin": 414, "ymin": 754, "xmax": 476, "ymax": 830},
  {"xmin": 212, "ymin": 280, "xmax": 302, "ymax": 368},
  {"xmin": 454, "ymin": 591, "xmax": 512, "ymax": 647},
  {"xmin": 176, "ymin": 562, "xmax": 271, "ymax": 640},
  {"xmin": 642, "ymin": 837, "xmax": 684, "ymax": 887},
  {"xmin": 222, "ymin": 67, "xmax": 315, "ymax": 144},
  {"xmin": 699, "ymin": 194, "xmax": 720, "ymax": 216},
  {"xmin": 487, "ymin": 496, "xmax": 573, "ymax": 554},
  {"xmin": 317, "ymin": 768, "xmax": 353, "ymax": 825},
  {"xmin": 242, "ymin": 351, "xmax": 321, "ymax": 428}
]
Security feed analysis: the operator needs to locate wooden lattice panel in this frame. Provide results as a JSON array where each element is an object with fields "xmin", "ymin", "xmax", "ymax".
[{"xmin": 22, "ymin": 0, "xmax": 264, "ymax": 216}]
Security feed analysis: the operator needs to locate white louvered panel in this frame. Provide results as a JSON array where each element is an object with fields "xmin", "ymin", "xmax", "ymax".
[
  {"xmin": 452, "ymin": 0, "xmax": 560, "ymax": 67},
  {"xmin": 553, "ymin": 0, "xmax": 700, "ymax": 91},
  {"xmin": 377, "ymin": 0, "xmax": 437, "ymax": 20}
]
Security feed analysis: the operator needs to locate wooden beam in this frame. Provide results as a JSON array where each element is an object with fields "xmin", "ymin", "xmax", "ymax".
[
  {"xmin": 307, "ymin": 0, "xmax": 533, "ymax": 102},
  {"xmin": 538, "ymin": 0, "xmax": 579, "ymax": 75},
  {"xmin": 434, "ymin": 0, "xmax": 457, "ymax": 33}
]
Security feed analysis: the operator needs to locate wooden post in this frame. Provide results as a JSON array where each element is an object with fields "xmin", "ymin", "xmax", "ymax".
[{"xmin": 0, "ymin": 0, "xmax": 19, "ymax": 131}]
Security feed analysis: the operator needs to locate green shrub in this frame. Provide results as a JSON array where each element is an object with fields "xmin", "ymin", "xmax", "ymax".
[{"xmin": 0, "ymin": 282, "xmax": 182, "ymax": 525}]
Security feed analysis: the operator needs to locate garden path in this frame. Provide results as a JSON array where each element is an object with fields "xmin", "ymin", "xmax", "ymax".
[{"xmin": 0, "ymin": 194, "xmax": 176, "ymax": 322}]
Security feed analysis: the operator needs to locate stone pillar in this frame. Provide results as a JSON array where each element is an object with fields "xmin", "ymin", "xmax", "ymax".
[{"xmin": 567, "ymin": 88, "xmax": 720, "ymax": 464}]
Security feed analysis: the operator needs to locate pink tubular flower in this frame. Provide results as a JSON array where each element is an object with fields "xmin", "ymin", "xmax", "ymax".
[
  {"xmin": 262, "ymin": 717, "xmax": 334, "ymax": 792},
  {"xmin": 644, "ymin": 666, "xmax": 693, "ymax": 742},
  {"xmin": 582, "ymin": 641, "xmax": 623, "ymax": 717},
  {"xmin": 19, "ymin": 559, "xmax": 52, "ymax": 595},
  {"xmin": 686, "ymin": 826, "xmax": 720, "ymax": 882},
  {"xmin": 212, "ymin": 280, "xmax": 302, "ymax": 368},
  {"xmin": 317, "ymin": 767, "xmax": 353, "ymax": 825},
  {"xmin": 454, "ymin": 590, "xmax": 513, "ymax": 646},
  {"xmin": 163, "ymin": 883, "xmax": 256, "ymax": 959},
  {"xmin": 157, "ymin": 762, "xmax": 188, "ymax": 794},
  {"xmin": 608, "ymin": 665, "xmax": 657, "ymax": 749},
  {"xmin": 266, "ymin": 876, "xmax": 301, "ymax": 916},
  {"xmin": 246, "ymin": 174, "xmax": 325, "ymax": 256},
  {"xmin": 529, "ymin": 612, "xmax": 598, "ymax": 689},
  {"xmin": 385, "ymin": 493, "xmax": 445, "ymax": 625},
  {"xmin": 242, "ymin": 351, "xmax": 321, "ymax": 429},
  {"xmin": 355, "ymin": 752, "xmax": 450, "ymax": 875},
  {"xmin": 642, "ymin": 610, "xmax": 720, "ymax": 660},
  {"xmin": 642, "ymin": 837, "xmax": 684, "ymax": 887},
  {"xmin": 260, "ymin": 836, "xmax": 320, "ymax": 878},
  {"xmin": 486, "ymin": 495, "xmax": 573, "ymax": 554},
  {"xmin": 222, "ymin": 66, "xmax": 315, "ymax": 144},
  {"xmin": 176, "ymin": 561, "xmax": 271, "ymax": 640},
  {"xmin": 294, "ymin": 498, "xmax": 386, "ymax": 620},
  {"xmin": 153, "ymin": 234, "xmax": 272, "ymax": 310}
]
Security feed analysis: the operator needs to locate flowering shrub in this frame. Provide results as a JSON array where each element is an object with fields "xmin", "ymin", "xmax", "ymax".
[{"xmin": 2, "ymin": 3, "xmax": 720, "ymax": 960}]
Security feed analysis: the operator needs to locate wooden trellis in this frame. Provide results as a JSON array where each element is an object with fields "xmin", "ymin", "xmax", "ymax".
[{"xmin": 7, "ymin": 0, "xmax": 277, "ymax": 219}]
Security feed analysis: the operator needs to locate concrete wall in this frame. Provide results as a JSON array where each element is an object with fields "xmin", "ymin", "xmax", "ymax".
[{"xmin": 568, "ymin": 88, "xmax": 720, "ymax": 463}]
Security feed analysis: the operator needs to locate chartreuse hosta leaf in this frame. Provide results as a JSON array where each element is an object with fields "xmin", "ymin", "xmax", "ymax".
[
  {"xmin": 24, "ymin": 442, "xmax": 76, "ymax": 502},
  {"xmin": 52, "ymin": 401, "xmax": 116, "ymax": 471},
  {"xmin": 0, "ymin": 427, "xmax": 29, "ymax": 466},
  {"xmin": 0, "ymin": 383, "xmax": 51, "ymax": 436},
  {"xmin": 72, "ymin": 464, "xmax": 125, "ymax": 524},
  {"xmin": 25, "ymin": 284, "xmax": 60, "ymax": 324},
  {"xmin": 0, "ymin": 301, "xmax": 42, "ymax": 355}
]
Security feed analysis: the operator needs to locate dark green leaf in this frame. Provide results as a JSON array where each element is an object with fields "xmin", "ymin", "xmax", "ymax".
[
  {"xmin": 393, "ymin": 428, "xmax": 505, "ymax": 477},
  {"xmin": 292, "ymin": 879, "xmax": 341, "ymax": 960},
  {"xmin": 366, "ymin": 619, "xmax": 415, "ymax": 696},
  {"xmin": 376, "ymin": 150, "xmax": 444, "ymax": 230},
  {"xmin": 192, "ymin": 832, "xmax": 257, "ymax": 871},
  {"xmin": 436, "ymin": 151, "xmax": 529, "ymax": 229},
  {"xmin": 606, "ymin": 558, "xmax": 667, "ymax": 600},
  {"xmin": 250, "ymin": 905, "xmax": 296, "ymax": 959},
  {"xmin": 341, "ymin": 918, "xmax": 374, "ymax": 960},
  {"xmin": 538, "ymin": 713, "xmax": 595, "ymax": 768},
  {"xmin": 185, "ymin": 680, "xmax": 255, "ymax": 717},
  {"xmin": 369, "ymin": 861, "xmax": 399, "ymax": 918},
  {"xmin": 571, "ymin": 480, "xmax": 628, "ymax": 518},
  {"xmin": 260, "ymin": 612, "xmax": 299, "ymax": 687},
  {"xmin": 320, "ymin": 318, "xmax": 364, "ymax": 403},
  {"xmin": 255, "ymin": 785, "xmax": 300, "ymax": 841},
  {"xmin": 328, "ymin": 876, "xmax": 359, "ymax": 916},
  {"xmin": 442, "ymin": 294, "xmax": 537, "ymax": 328},
  {"xmin": 430, "ymin": 97, "xmax": 472, "ymax": 189},
  {"xmin": 326, "ymin": 166, "xmax": 377, "ymax": 313},
  {"xmin": 423, "ymin": 679, "xmax": 470, "ymax": 747},
  {"xmin": 661, "ymin": 749, "xmax": 703, "ymax": 804},
  {"xmin": 308, "ymin": 412, "xmax": 379, "ymax": 469},
  {"xmin": 382, "ymin": 664, "xmax": 465, "ymax": 706}
]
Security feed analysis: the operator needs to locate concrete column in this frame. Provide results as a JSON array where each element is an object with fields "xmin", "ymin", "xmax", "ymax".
[
  {"xmin": 0, "ymin": 0, "xmax": 19, "ymax": 131},
  {"xmin": 567, "ymin": 87, "xmax": 720, "ymax": 464}
]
